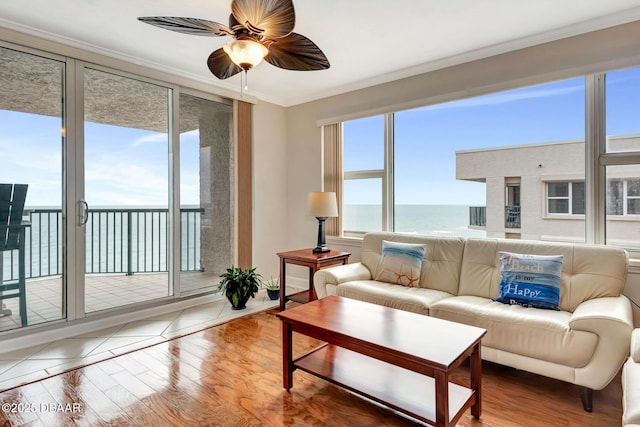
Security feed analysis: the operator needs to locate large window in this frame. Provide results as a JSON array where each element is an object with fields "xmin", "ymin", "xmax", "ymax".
[
  {"xmin": 605, "ymin": 68, "xmax": 640, "ymax": 249},
  {"xmin": 340, "ymin": 67, "xmax": 640, "ymax": 249},
  {"xmin": 343, "ymin": 115, "xmax": 384, "ymax": 234},
  {"xmin": 342, "ymin": 77, "xmax": 586, "ymax": 241}
]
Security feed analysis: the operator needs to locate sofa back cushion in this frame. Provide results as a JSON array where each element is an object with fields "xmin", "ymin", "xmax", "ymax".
[
  {"xmin": 493, "ymin": 252, "xmax": 564, "ymax": 310},
  {"xmin": 459, "ymin": 238, "xmax": 628, "ymax": 312},
  {"xmin": 375, "ymin": 240, "xmax": 426, "ymax": 286},
  {"xmin": 362, "ymin": 232, "xmax": 465, "ymax": 295}
]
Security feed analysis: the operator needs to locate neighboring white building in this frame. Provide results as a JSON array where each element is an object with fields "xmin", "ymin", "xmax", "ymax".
[{"xmin": 456, "ymin": 135, "xmax": 640, "ymax": 247}]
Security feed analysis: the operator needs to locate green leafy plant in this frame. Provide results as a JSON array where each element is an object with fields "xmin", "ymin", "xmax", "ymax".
[{"xmin": 216, "ymin": 265, "xmax": 262, "ymax": 310}]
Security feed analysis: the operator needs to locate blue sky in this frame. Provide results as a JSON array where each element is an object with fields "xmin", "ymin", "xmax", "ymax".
[
  {"xmin": 1, "ymin": 68, "xmax": 639, "ymax": 208},
  {"xmin": 0, "ymin": 112, "xmax": 201, "ymax": 207},
  {"xmin": 344, "ymin": 67, "xmax": 640, "ymax": 205}
]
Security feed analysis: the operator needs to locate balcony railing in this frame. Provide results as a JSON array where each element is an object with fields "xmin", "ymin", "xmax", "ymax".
[
  {"xmin": 469, "ymin": 206, "xmax": 486, "ymax": 227},
  {"xmin": 0, "ymin": 207, "xmax": 204, "ymax": 282},
  {"xmin": 505, "ymin": 205, "xmax": 521, "ymax": 228},
  {"xmin": 468, "ymin": 206, "xmax": 521, "ymax": 229}
]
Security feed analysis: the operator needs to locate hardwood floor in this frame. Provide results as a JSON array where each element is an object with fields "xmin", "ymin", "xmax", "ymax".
[{"xmin": 0, "ymin": 307, "xmax": 623, "ymax": 426}]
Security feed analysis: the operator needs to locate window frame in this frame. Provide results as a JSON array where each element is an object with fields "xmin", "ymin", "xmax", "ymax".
[
  {"xmin": 546, "ymin": 181, "xmax": 585, "ymax": 216},
  {"xmin": 342, "ymin": 114, "xmax": 394, "ymax": 235}
]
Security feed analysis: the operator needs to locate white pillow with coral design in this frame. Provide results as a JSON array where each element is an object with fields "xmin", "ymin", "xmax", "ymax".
[{"xmin": 375, "ymin": 240, "xmax": 426, "ymax": 287}]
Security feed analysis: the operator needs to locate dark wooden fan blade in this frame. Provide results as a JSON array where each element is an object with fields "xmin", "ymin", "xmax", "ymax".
[
  {"xmin": 231, "ymin": 0, "xmax": 295, "ymax": 38},
  {"xmin": 228, "ymin": 13, "xmax": 241, "ymax": 29},
  {"xmin": 264, "ymin": 32, "xmax": 330, "ymax": 71},
  {"xmin": 207, "ymin": 48, "xmax": 243, "ymax": 79},
  {"xmin": 138, "ymin": 17, "xmax": 232, "ymax": 36}
]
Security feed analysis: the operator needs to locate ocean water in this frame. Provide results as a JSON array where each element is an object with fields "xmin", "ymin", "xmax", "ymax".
[
  {"xmin": 1, "ymin": 207, "xmax": 202, "ymax": 282},
  {"xmin": 344, "ymin": 204, "xmax": 486, "ymax": 238}
]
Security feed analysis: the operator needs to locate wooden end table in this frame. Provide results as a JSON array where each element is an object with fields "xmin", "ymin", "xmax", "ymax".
[{"xmin": 277, "ymin": 248, "xmax": 350, "ymax": 311}]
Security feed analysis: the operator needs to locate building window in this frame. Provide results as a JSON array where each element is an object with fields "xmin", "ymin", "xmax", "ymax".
[
  {"xmin": 607, "ymin": 179, "xmax": 640, "ymax": 216},
  {"xmin": 627, "ymin": 179, "xmax": 640, "ymax": 214},
  {"xmin": 547, "ymin": 182, "xmax": 585, "ymax": 215}
]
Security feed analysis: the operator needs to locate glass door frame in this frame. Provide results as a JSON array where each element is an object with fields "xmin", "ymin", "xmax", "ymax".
[
  {"xmin": 0, "ymin": 41, "xmax": 70, "ymax": 331},
  {"xmin": 70, "ymin": 61, "xmax": 180, "ymax": 319}
]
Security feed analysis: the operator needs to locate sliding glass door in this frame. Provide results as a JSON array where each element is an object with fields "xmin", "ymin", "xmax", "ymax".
[
  {"xmin": 0, "ymin": 46, "xmax": 65, "ymax": 332},
  {"xmin": 179, "ymin": 93, "xmax": 233, "ymax": 294},
  {"xmin": 83, "ymin": 68, "xmax": 171, "ymax": 313},
  {"xmin": 0, "ymin": 42, "xmax": 235, "ymax": 333}
]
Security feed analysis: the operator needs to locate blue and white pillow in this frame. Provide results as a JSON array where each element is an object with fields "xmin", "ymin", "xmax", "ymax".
[
  {"xmin": 493, "ymin": 252, "xmax": 564, "ymax": 310},
  {"xmin": 375, "ymin": 240, "xmax": 426, "ymax": 287}
]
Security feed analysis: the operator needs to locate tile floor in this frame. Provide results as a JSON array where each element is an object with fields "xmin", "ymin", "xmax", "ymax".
[
  {"xmin": 0, "ymin": 288, "xmax": 290, "ymax": 392},
  {"xmin": 0, "ymin": 271, "xmax": 221, "ymax": 332}
]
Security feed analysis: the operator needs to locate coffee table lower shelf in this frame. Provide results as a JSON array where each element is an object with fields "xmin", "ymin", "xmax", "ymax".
[{"xmin": 294, "ymin": 344, "xmax": 475, "ymax": 426}]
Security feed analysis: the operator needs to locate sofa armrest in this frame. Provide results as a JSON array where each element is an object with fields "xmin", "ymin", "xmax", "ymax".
[
  {"xmin": 570, "ymin": 296, "xmax": 634, "ymax": 334},
  {"xmin": 314, "ymin": 262, "xmax": 372, "ymax": 299},
  {"xmin": 570, "ymin": 296, "xmax": 634, "ymax": 389},
  {"xmin": 631, "ymin": 329, "xmax": 640, "ymax": 363}
]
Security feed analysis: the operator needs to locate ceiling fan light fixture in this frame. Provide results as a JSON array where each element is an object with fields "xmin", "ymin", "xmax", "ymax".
[{"xmin": 223, "ymin": 39, "xmax": 268, "ymax": 70}]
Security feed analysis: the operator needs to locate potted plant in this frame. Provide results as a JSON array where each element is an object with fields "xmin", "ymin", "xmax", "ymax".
[
  {"xmin": 216, "ymin": 265, "xmax": 262, "ymax": 310},
  {"xmin": 263, "ymin": 277, "xmax": 280, "ymax": 301}
]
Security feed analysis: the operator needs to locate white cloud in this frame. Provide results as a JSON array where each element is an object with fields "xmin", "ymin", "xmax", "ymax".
[
  {"xmin": 412, "ymin": 84, "xmax": 584, "ymax": 113},
  {"xmin": 131, "ymin": 132, "xmax": 168, "ymax": 147}
]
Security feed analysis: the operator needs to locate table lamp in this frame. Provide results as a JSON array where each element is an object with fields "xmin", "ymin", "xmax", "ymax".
[{"xmin": 307, "ymin": 192, "xmax": 338, "ymax": 253}]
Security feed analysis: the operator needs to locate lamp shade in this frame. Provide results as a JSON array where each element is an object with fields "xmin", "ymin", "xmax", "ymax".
[
  {"xmin": 223, "ymin": 39, "xmax": 268, "ymax": 70},
  {"xmin": 307, "ymin": 192, "xmax": 338, "ymax": 218}
]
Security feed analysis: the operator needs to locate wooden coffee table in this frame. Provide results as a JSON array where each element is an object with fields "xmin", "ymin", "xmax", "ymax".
[{"xmin": 276, "ymin": 296, "xmax": 486, "ymax": 427}]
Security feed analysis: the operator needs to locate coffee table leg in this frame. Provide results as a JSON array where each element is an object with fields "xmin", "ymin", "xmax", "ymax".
[
  {"xmin": 434, "ymin": 371, "xmax": 449, "ymax": 426},
  {"xmin": 470, "ymin": 342, "xmax": 482, "ymax": 418},
  {"xmin": 279, "ymin": 259, "xmax": 287, "ymax": 311},
  {"xmin": 282, "ymin": 321, "xmax": 293, "ymax": 391}
]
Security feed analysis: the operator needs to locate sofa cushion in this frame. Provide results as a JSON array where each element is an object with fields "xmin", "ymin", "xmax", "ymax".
[
  {"xmin": 493, "ymin": 252, "xmax": 563, "ymax": 310},
  {"xmin": 361, "ymin": 232, "xmax": 465, "ymax": 295},
  {"xmin": 335, "ymin": 280, "xmax": 453, "ymax": 315},
  {"xmin": 429, "ymin": 295, "xmax": 597, "ymax": 367},
  {"xmin": 631, "ymin": 329, "xmax": 640, "ymax": 363},
  {"xmin": 458, "ymin": 238, "xmax": 628, "ymax": 312},
  {"xmin": 623, "ymin": 357, "xmax": 640, "ymax": 426},
  {"xmin": 375, "ymin": 240, "xmax": 426, "ymax": 287}
]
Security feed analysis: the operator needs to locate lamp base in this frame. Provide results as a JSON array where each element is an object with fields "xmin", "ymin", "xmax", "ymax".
[{"xmin": 312, "ymin": 246, "xmax": 330, "ymax": 254}]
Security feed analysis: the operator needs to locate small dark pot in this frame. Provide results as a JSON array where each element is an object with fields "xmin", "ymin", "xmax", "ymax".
[
  {"xmin": 227, "ymin": 291, "xmax": 251, "ymax": 310},
  {"xmin": 267, "ymin": 289, "xmax": 280, "ymax": 300}
]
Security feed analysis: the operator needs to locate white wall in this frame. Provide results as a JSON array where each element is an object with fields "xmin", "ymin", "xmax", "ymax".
[{"xmin": 252, "ymin": 101, "xmax": 289, "ymax": 281}]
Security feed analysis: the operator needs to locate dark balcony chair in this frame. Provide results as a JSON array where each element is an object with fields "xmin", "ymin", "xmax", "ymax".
[
  {"xmin": 0, "ymin": 183, "xmax": 29, "ymax": 327},
  {"xmin": 505, "ymin": 205, "xmax": 521, "ymax": 229}
]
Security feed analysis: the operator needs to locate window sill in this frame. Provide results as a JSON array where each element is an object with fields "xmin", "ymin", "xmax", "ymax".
[
  {"xmin": 543, "ymin": 215, "xmax": 585, "ymax": 220},
  {"xmin": 327, "ymin": 236, "xmax": 363, "ymax": 248}
]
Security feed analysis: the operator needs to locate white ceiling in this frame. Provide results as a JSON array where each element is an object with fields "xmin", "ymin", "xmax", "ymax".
[{"xmin": 1, "ymin": 0, "xmax": 640, "ymax": 107}]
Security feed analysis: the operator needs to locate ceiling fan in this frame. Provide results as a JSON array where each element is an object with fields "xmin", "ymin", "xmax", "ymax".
[{"xmin": 138, "ymin": 0, "xmax": 330, "ymax": 83}]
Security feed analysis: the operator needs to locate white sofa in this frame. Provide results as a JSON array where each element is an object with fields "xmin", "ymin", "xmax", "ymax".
[
  {"xmin": 314, "ymin": 232, "xmax": 634, "ymax": 411},
  {"xmin": 623, "ymin": 329, "xmax": 640, "ymax": 426}
]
